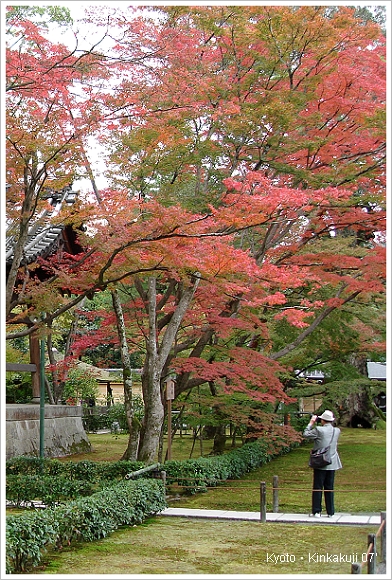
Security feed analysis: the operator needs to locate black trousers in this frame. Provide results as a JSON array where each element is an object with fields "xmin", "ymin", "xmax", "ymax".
[{"xmin": 312, "ymin": 469, "xmax": 335, "ymax": 515}]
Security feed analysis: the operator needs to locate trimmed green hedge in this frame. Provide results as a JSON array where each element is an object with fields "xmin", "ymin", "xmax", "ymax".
[
  {"xmin": 6, "ymin": 474, "xmax": 95, "ymax": 507},
  {"xmin": 6, "ymin": 436, "xmax": 298, "ymax": 504},
  {"xmin": 6, "ymin": 456, "xmax": 144, "ymax": 479},
  {"xmin": 6, "ymin": 478, "xmax": 166, "ymax": 574},
  {"xmin": 6, "ymin": 458, "xmax": 146, "ymax": 507}
]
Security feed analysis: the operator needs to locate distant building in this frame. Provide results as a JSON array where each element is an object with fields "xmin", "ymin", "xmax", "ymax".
[
  {"xmin": 297, "ymin": 362, "xmax": 386, "ymax": 383},
  {"xmin": 366, "ymin": 362, "xmax": 386, "ymax": 381},
  {"xmin": 297, "ymin": 369, "xmax": 325, "ymax": 383},
  {"xmin": 297, "ymin": 362, "xmax": 387, "ymax": 416},
  {"xmin": 96, "ymin": 369, "xmax": 142, "ymax": 405}
]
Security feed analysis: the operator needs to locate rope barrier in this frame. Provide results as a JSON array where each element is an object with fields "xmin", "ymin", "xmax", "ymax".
[
  {"xmin": 351, "ymin": 512, "xmax": 386, "ymax": 574},
  {"xmin": 164, "ymin": 476, "xmax": 385, "ymax": 492},
  {"xmin": 166, "ymin": 482, "xmax": 385, "ymax": 493}
]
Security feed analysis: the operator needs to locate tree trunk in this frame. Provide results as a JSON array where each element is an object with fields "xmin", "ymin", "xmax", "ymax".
[
  {"xmin": 44, "ymin": 376, "xmax": 55, "ymax": 405},
  {"xmin": 47, "ymin": 328, "xmax": 61, "ymax": 403},
  {"xmin": 138, "ymin": 366, "xmax": 165, "ymax": 463},
  {"xmin": 137, "ymin": 274, "xmax": 200, "ymax": 463},
  {"xmin": 29, "ymin": 332, "xmax": 41, "ymax": 402},
  {"xmin": 212, "ymin": 424, "xmax": 227, "ymax": 454},
  {"xmin": 348, "ymin": 353, "xmax": 369, "ymax": 377},
  {"xmin": 137, "ymin": 277, "xmax": 165, "ymax": 463},
  {"xmin": 54, "ymin": 299, "xmax": 87, "ymax": 403},
  {"xmin": 111, "ymin": 288, "xmax": 140, "ymax": 460}
]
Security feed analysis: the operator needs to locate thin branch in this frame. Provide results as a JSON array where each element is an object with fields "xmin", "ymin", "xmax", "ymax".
[{"xmin": 270, "ymin": 289, "xmax": 361, "ymax": 360}]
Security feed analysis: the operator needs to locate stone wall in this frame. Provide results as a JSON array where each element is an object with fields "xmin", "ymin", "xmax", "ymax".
[{"xmin": 6, "ymin": 404, "xmax": 92, "ymax": 460}]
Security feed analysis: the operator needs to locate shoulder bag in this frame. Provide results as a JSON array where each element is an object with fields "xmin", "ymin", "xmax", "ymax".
[{"xmin": 309, "ymin": 428, "xmax": 335, "ymax": 468}]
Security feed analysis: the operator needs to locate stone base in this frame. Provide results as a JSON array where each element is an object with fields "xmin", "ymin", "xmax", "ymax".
[{"xmin": 6, "ymin": 404, "xmax": 92, "ymax": 460}]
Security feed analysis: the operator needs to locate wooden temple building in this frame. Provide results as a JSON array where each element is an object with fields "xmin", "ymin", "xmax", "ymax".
[{"xmin": 5, "ymin": 186, "xmax": 92, "ymax": 458}]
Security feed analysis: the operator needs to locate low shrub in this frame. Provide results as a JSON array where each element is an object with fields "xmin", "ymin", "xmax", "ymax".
[
  {"xmin": 6, "ymin": 459, "xmax": 146, "ymax": 507},
  {"xmin": 6, "ymin": 456, "xmax": 143, "ymax": 480},
  {"xmin": 6, "ymin": 456, "xmax": 48, "ymax": 475},
  {"xmin": 6, "ymin": 509, "xmax": 59, "ymax": 574},
  {"xmin": 83, "ymin": 400, "xmax": 144, "ymax": 433},
  {"xmin": 82, "ymin": 411, "xmax": 108, "ymax": 432},
  {"xmin": 6, "ymin": 475, "xmax": 95, "ymax": 507},
  {"xmin": 6, "ymin": 478, "xmax": 166, "ymax": 574}
]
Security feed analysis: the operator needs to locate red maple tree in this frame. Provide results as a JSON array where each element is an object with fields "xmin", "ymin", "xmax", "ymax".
[{"xmin": 6, "ymin": 6, "xmax": 386, "ymax": 462}]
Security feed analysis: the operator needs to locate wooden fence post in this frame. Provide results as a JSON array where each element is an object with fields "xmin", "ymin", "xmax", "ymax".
[
  {"xmin": 351, "ymin": 513, "xmax": 385, "ymax": 574},
  {"xmin": 380, "ymin": 511, "xmax": 386, "ymax": 562},
  {"xmin": 272, "ymin": 475, "xmax": 279, "ymax": 513},
  {"xmin": 260, "ymin": 481, "xmax": 266, "ymax": 523},
  {"xmin": 367, "ymin": 533, "xmax": 376, "ymax": 574}
]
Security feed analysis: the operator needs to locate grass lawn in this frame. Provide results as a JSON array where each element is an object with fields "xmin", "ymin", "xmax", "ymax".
[
  {"xmin": 39, "ymin": 518, "xmax": 379, "ymax": 575},
  {"xmin": 11, "ymin": 426, "xmax": 387, "ymax": 575}
]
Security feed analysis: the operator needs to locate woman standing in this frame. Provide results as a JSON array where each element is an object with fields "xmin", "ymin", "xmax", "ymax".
[{"xmin": 303, "ymin": 410, "xmax": 342, "ymax": 517}]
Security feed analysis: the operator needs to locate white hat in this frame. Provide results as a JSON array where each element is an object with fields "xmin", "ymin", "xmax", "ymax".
[{"xmin": 319, "ymin": 410, "xmax": 335, "ymax": 422}]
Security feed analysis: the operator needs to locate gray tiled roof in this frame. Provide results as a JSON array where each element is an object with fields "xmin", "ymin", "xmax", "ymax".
[
  {"xmin": 298, "ymin": 362, "xmax": 386, "ymax": 381},
  {"xmin": 366, "ymin": 361, "xmax": 386, "ymax": 380},
  {"xmin": 6, "ymin": 187, "xmax": 78, "ymax": 266}
]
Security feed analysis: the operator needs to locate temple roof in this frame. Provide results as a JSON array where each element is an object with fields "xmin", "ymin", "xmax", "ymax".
[{"xmin": 6, "ymin": 186, "xmax": 80, "ymax": 267}]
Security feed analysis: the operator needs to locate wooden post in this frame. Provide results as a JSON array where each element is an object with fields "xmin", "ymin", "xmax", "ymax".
[
  {"xmin": 367, "ymin": 533, "xmax": 376, "ymax": 574},
  {"xmin": 160, "ymin": 470, "xmax": 167, "ymax": 494},
  {"xmin": 260, "ymin": 481, "xmax": 266, "ymax": 523},
  {"xmin": 160, "ymin": 470, "xmax": 167, "ymax": 487},
  {"xmin": 165, "ymin": 377, "xmax": 175, "ymax": 461},
  {"xmin": 351, "ymin": 562, "xmax": 362, "ymax": 574},
  {"xmin": 272, "ymin": 475, "xmax": 279, "ymax": 513},
  {"xmin": 167, "ymin": 398, "xmax": 172, "ymax": 460},
  {"xmin": 380, "ymin": 511, "xmax": 386, "ymax": 562}
]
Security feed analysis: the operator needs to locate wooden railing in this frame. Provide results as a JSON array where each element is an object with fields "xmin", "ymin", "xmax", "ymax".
[
  {"xmin": 351, "ymin": 511, "xmax": 386, "ymax": 574},
  {"xmin": 258, "ymin": 477, "xmax": 386, "ymax": 574}
]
